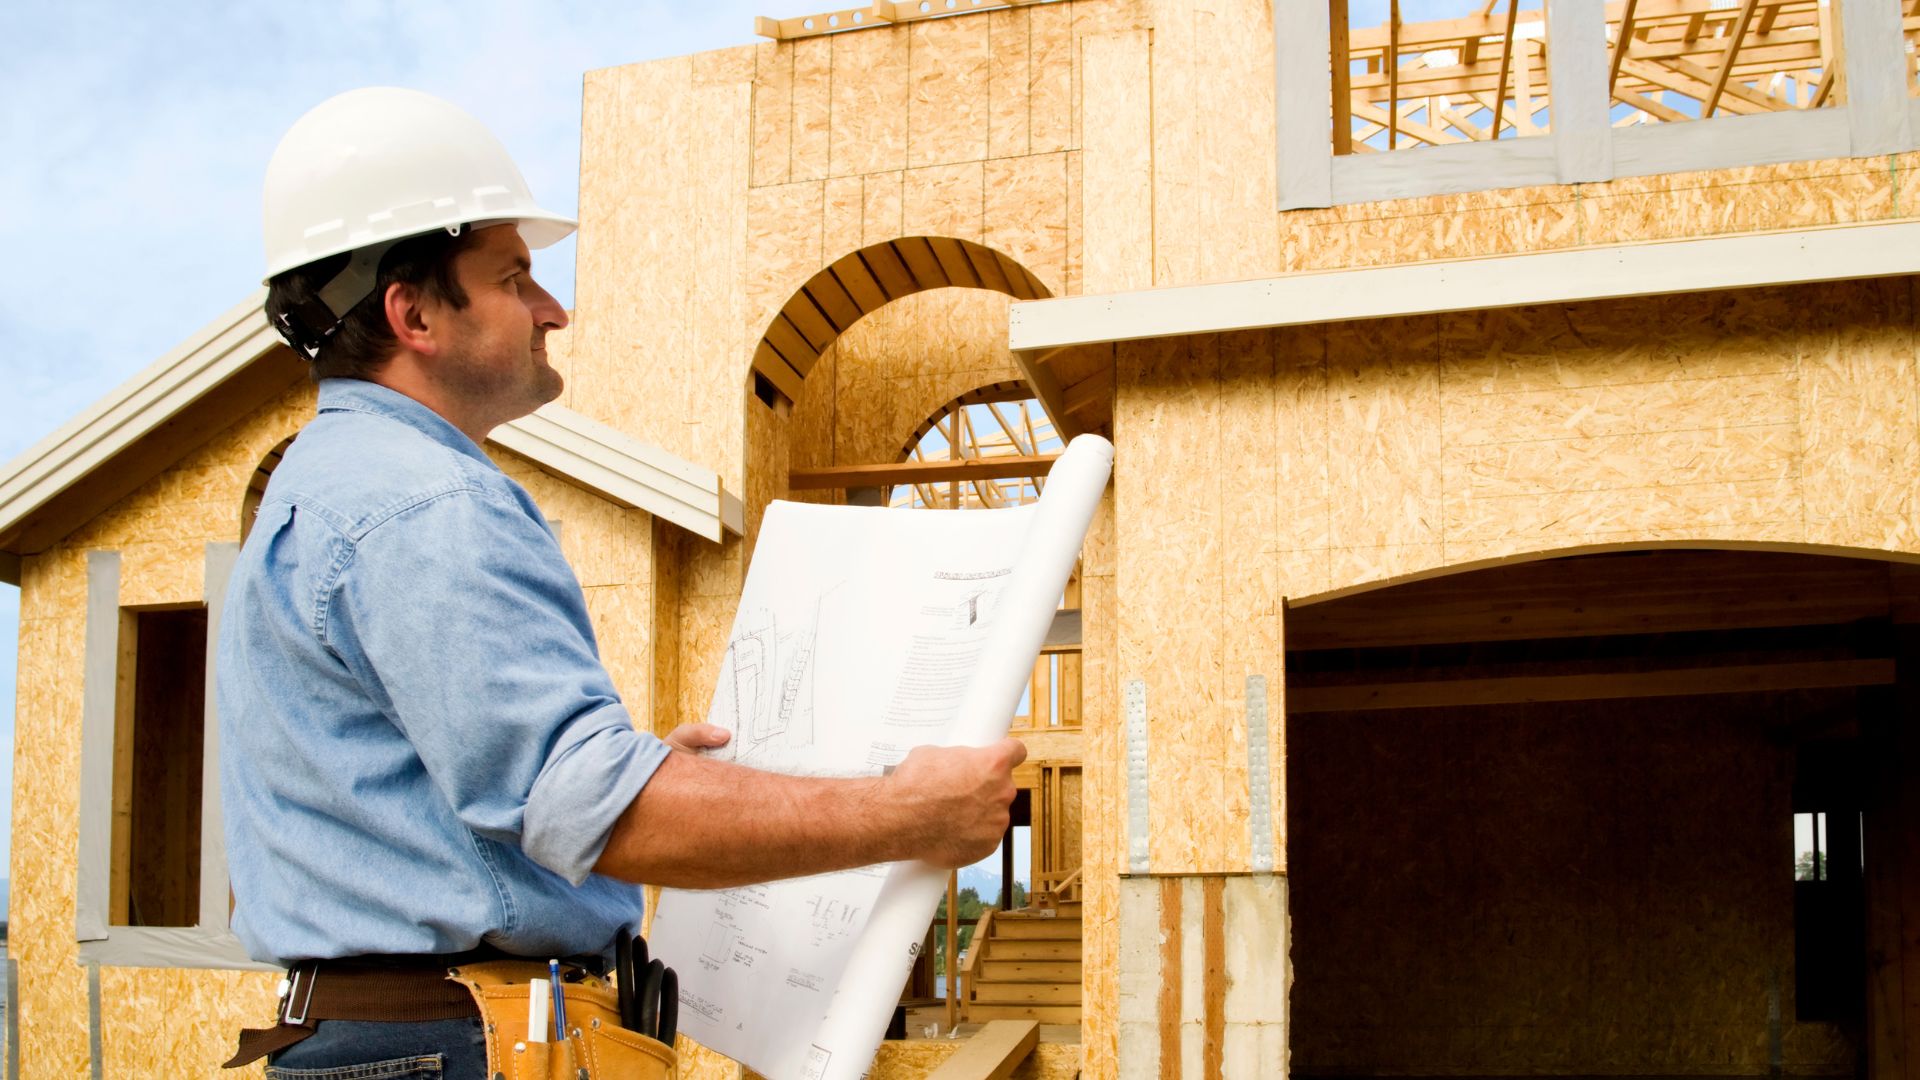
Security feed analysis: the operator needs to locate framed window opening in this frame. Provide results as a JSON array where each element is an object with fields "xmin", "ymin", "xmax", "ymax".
[
  {"xmin": 1279, "ymin": 0, "xmax": 1917, "ymax": 208},
  {"xmin": 75, "ymin": 544, "xmax": 270, "ymax": 969},
  {"xmin": 110, "ymin": 604, "xmax": 209, "ymax": 929}
]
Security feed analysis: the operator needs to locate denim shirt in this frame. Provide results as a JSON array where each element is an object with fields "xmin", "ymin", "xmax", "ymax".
[{"xmin": 218, "ymin": 379, "xmax": 670, "ymax": 966}]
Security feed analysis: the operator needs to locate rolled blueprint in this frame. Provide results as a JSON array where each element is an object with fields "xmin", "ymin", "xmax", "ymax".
[
  {"xmin": 651, "ymin": 433, "xmax": 1115, "ymax": 1080},
  {"xmin": 802, "ymin": 433, "xmax": 1113, "ymax": 1080}
]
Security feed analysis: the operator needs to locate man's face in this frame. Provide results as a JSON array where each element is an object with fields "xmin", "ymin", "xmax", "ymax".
[{"xmin": 431, "ymin": 223, "xmax": 568, "ymax": 424}]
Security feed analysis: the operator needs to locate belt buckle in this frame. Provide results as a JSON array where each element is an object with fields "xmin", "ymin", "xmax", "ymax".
[{"xmin": 282, "ymin": 962, "xmax": 319, "ymax": 1025}]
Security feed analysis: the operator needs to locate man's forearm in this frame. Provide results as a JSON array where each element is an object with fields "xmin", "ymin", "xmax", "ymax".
[{"xmin": 590, "ymin": 751, "xmax": 917, "ymax": 889}]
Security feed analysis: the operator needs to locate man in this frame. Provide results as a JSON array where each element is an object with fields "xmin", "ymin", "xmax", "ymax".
[{"xmin": 220, "ymin": 87, "xmax": 1024, "ymax": 1076}]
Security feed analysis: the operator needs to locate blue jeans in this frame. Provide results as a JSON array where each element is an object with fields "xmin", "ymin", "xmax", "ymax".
[{"xmin": 264, "ymin": 1018, "xmax": 487, "ymax": 1079}]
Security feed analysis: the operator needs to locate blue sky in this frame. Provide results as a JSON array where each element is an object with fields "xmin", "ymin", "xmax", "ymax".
[{"xmin": 0, "ymin": 1, "xmax": 777, "ymax": 881}]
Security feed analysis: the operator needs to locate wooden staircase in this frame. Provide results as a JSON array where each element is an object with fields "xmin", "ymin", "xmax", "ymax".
[{"xmin": 959, "ymin": 900, "xmax": 1083, "ymax": 1024}]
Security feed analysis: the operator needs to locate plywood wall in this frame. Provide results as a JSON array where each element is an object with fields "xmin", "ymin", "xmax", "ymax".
[{"xmin": 1288, "ymin": 690, "xmax": 1855, "ymax": 1076}]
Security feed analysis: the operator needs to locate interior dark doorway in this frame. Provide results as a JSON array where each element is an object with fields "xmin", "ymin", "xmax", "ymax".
[{"xmin": 1284, "ymin": 549, "xmax": 1917, "ymax": 1080}]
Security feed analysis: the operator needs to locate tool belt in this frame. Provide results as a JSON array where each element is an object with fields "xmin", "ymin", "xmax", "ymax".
[{"xmin": 224, "ymin": 955, "xmax": 676, "ymax": 1079}]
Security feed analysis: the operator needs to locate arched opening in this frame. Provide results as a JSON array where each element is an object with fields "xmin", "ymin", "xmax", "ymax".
[
  {"xmin": 750, "ymin": 236, "xmax": 1051, "ymax": 409},
  {"xmin": 239, "ymin": 436, "xmax": 294, "ymax": 544},
  {"xmin": 1285, "ymin": 547, "xmax": 1920, "ymax": 1080}
]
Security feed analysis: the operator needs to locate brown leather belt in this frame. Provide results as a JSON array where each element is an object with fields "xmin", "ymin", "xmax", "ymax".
[{"xmin": 225, "ymin": 953, "xmax": 578, "ymax": 1069}]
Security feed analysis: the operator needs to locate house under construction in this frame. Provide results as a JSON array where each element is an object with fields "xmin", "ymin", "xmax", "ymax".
[{"xmin": 4, "ymin": 0, "xmax": 1920, "ymax": 1076}]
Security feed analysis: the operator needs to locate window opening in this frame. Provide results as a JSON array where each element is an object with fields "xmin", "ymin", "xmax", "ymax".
[
  {"xmin": 1334, "ymin": 0, "xmax": 1553, "ymax": 153},
  {"xmin": 1793, "ymin": 810, "xmax": 1825, "ymax": 881},
  {"xmin": 1607, "ymin": 0, "xmax": 1843, "ymax": 128},
  {"xmin": 111, "ymin": 606, "xmax": 208, "ymax": 928}
]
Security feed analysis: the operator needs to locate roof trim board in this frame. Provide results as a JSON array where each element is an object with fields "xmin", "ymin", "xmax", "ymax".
[
  {"xmin": 0, "ymin": 295, "xmax": 740, "ymax": 585},
  {"xmin": 493, "ymin": 406, "xmax": 744, "ymax": 542},
  {"xmin": 1007, "ymin": 219, "xmax": 1920, "ymax": 353}
]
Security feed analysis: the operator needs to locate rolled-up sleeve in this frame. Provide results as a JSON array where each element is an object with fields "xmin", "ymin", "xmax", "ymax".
[{"xmin": 322, "ymin": 484, "xmax": 671, "ymax": 885}]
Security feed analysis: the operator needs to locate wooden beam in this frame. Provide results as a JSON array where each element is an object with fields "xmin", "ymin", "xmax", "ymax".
[
  {"xmin": 1288, "ymin": 659, "xmax": 1896, "ymax": 714},
  {"xmin": 1616, "ymin": 56, "xmax": 1768, "ymax": 113},
  {"xmin": 1610, "ymin": 0, "xmax": 1641, "ymax": 93},
  {"xmin": 926, "ymin": 1020, "xmax": 1039, "ymax": 1080},
  {"xmin": 1491, "ymin": 0, "xmax": 1521, "ymax": 138},
  {"xmin": 1667, "ymin": 53, "xmax": 1782, "ymax": 111},
  {"xmin": 1704, "ymin": 0, "xmax": 1763, "ymax": 117},
  {"xmin": 1350, "ymin": 99, "xmax": 1466, "ymax": 146},
  {"xmin": 789, "ymin": 454, "xmax": 1062, "ymax": 490},
  {"xmin": 1614, "ymin": 86, "xmax": 1691, "ymax": 122},
  {"xmin": 1331, "ymin": 0, "xmax": 1354, "ymax": 155},
  {"xmin": 1387, "ymin": 0, "xmax": 1402, "ymax": 148}
]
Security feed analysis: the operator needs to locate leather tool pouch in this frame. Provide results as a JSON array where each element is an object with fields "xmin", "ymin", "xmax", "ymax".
[{"xmin": 447, "ymin": 960, "xmax": 677, "ymax": 1080}]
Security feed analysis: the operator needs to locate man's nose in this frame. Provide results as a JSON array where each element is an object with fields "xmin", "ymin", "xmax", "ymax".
[{"xmin": 528, "ymin": 279, "xmax": 569, "ymax": 330}]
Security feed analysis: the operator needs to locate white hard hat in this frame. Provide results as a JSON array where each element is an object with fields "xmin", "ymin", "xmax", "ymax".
[{"xmin": 261, "ymin": 86, "xmax": 576, "ymax": 283}]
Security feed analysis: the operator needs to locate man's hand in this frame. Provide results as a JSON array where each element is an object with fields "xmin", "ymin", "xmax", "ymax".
[
  {"xmin": 664, "ymin": 722, "xmax": 731, "ymax": 755},
  {"xmin": 885, "ymin": 738, "xmax": 1028, "ymax": 868}
]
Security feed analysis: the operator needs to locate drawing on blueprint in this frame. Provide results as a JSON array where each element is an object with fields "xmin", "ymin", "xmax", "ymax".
[
  {"xmin": 702, "ymin": 925, "xmax": 740, "ymax": 968},
  {"xmin": 711, "ymin": 584, "xmax": 841, "ymax": 766}
]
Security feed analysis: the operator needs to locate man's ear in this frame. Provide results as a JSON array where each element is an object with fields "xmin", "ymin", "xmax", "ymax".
[{"xmin": 383, "ymin": 281, "xmax": 439, "ymax": 356}]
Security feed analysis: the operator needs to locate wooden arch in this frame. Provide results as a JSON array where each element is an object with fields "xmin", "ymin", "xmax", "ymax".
[{"xmin": 750, "ymin": 236, "xmax": 1052, "ymax": 406}]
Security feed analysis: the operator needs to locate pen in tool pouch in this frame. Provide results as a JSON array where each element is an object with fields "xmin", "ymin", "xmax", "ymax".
[{"xmin": 548, "ymin": 958, "xmax": 568, "ymax": 1039}]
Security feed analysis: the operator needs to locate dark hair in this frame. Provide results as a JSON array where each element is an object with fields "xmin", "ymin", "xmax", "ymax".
[{"xmin": 264, "ymin": 226, "xmax": 481, "ymax": 381}]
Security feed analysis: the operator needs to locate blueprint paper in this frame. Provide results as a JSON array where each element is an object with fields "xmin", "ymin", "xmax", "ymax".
[{"xmin": 650, "ymin": 435, "xmax": 1114, "ymax": 1080}]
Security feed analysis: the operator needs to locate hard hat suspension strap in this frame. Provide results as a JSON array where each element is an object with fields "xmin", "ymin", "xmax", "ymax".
[{"xmin": 272, "ymin": 237, "xmax": 401, "ymax": 360}]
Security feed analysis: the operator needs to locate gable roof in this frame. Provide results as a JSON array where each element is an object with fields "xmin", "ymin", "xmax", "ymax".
[{"xmin": 0, "ymin": 294, "xmax": 742, "ymax": 586}]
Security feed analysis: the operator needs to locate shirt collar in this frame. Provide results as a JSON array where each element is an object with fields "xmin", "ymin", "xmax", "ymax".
[{"xmin": 316, "ymin": 378, "xmax": 498, "ymax": 469}]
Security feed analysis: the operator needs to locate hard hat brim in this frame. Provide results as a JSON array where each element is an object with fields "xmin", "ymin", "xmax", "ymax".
[{"xmin": 260, "ymin": 208, "xmax": 579, "ymax": 284}]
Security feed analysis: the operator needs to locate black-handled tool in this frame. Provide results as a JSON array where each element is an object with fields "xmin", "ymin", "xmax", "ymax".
[
  {"xmin": 656, "ymin": 965, "xmax": 678, "ymax": 1046},
  {"xmin": 615, "ymin": 929, "xmax": 636, "ymax": 1032},
  {"xmin": 639, "ymin": 959, "xmax": 665, "ymax": 1041}
]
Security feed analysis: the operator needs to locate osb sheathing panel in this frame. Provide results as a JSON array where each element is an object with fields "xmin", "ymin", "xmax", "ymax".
[
  {"xmin": 1288, "ymin": 691, "xmax": 1854, "ymax": 1075},
  {"xmin": 1242, "ymin": 278, "xmax": 1920, "ymax": 607},
  {"xmin": 1078, "ymin": 29, "xmax": 1153, "ymax": 295},
  {"xmin": 908, "ymin": 15, "xmax": 992, "ymax": 169},
  {"xmin": 1277, "ymin": 153, "xmax": 1920, "ymax": 276},
  {"xmin": 1147, "ymin": 0, "xmax": 1278, "ymax": 287},
  {"xmin": 573, "ymin": 60, "xmax": 751, "ymax": 493}
]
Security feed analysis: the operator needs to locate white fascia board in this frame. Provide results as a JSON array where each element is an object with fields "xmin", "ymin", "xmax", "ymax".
[
  {"xmin": 0, "ymin": 290, "xmax": 278, "ymax": 543},
  {"xmin": 1007, "ymin": 220, "xmax": 1920, "ymax": 352},
  {"xmin": 491, "ymin": 405, "xmax": 740, "ymax": 543}
]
